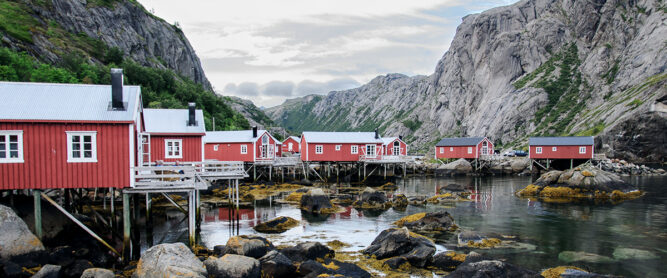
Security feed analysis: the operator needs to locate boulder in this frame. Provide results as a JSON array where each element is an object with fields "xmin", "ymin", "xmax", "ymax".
[
  {"xmin": 437, "ymin": 159, "xmax": 473, "ymax": 175},
  {"xmin": 0, "ymin": 205, "xmax": 45, "ymax": 259},
  {"xmin": 80, "ymin": 268, "xmax": 115, "ymax": 278},
  {"xmin": 392, "ymin": 194, "xmax": 408, "ymax": 209},
  {"xmin": 31, "ymin": 264, "xmax": 61, "ymax": 278},
  {"xmin": 352, "ymin": 187, "xmax": 390, "ymax": 210},
  {"xmin": 281, "ymin": 242, "xmax": 334, "ymax": 262},
  {"xmin": 511, "ymin": 158, "xmax": 530, "ymax": 173},
  {"xmin": 383, "ymin": 256, "xmax": 409, "ymax": 270},
  {"xmin": 296, "ymin": 259, "xmax": 370, "ymax": 278},
  {"xmin": 2, "ymin": 260, "xmax": 23, "ymax": 278},
  {"xmin": 61, "ymin": 259, "xmax": 93, "ymax": 278},
  {"xmin": 204, "ymin": 254, "xmax": 260, "ymax": 278},
  {"xmin": 393, "ymin": 211, "xmax": 458, "ymax": 234},
  {"xmin": 258, "ymin": 250, "xmax": 295, "ymax": 278},
  {"xmin": 445, "ymin": 259, "xmax": 539, "ymax": 278},
  {"xmin": 439, "ymin": 183, "xmax": 466, "ymax": 193},
  {"xmin": 431, "ymin": 251, "xmax": 466, "ymax": 270},
  {"xmin": 133, "ymin": 243, "xmax": 206, "ymax": 278},
  {"xmin": 300, "ymin": 189, "xmax": 336, "ymax": 214},
  {"xmin": 541, "ymin": 266, "xmax": 617, "ymax": 278},
  {"xmin": 253, "ymin": 216, "xmax": 299, "ymax": 234},
  {"xmin": 224, "ymin": 235, "xmax": 275, "ymax": 259},
  {"xmin": 362, "ymin": 227, "xmax": 436, "ymax": 268}
]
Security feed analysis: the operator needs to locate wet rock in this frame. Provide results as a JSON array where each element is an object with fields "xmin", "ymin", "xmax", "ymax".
[
  {"xmin": 511, "ymin": 158, "xmax": 530, "ymax": 173},
  {"xmin": 282, "ymin": 242, "xmax": 334, "ymax": 262},
  {"xmin": 363, "ymin": 227, "xmax": 436, "ymax": 268},
  {"xmin": 297, "ymin": 259, "xmax": 370, "ymax": 278},
  {"xmin": 295, "ymin": 260, "xmax": 328, "ymax": 277},
  {"xmin": 541, "ymin": 266, "xmax": 617, "ymax": 278},
  {"xmin": 331, "ymin": 194, "xmax": 355, "ymax": 205},
  {"xmin": 380, "ymin": 182, "xmax": 398, "ymax": 191},
  {"xmin": 431, "ymin": 251, "xmax": 466, "ymax": 270},
  {"xmin": 394, "ymin": 211, "xmax": 458, "ymax": 234},
  {"xmin": 392, "ymin": 194, "xmax": 408, "ymax": 209},
  {"xmin": 224, "ymin": 235, "xmax": 275, "ymax": 259},
  {"xmin": 204, "ymin": 254, "xmax": 260, "ymax": 278},
  {"xmin": 2, "ymin": 260, "xmax": 24, "ymax": 278},
  {"xmin": 31, "ymin": 264, "xmax": 61, "ymax": 278},
  {"xmin": 0, "ymin": 205, "xmax": 45, "ymax": 259},
  {"xmin": 213, "ymin": 245, "xmax": 226, "ymax": 256},
  {"xmin": 457, "ymin": 231, "xmax": 502, "ymax": 248},
  {"xmin": 408, "ymin": 196, "xmax": 427, "ymax": 205},
  {"xmin": 258, "ymin": 250, "xmax": 295, "ymax": 278},
  {"xmin": 383, "ymin": 256, "xmax": 409, "ymax": 269},
  {"xmin": 133, "ymin": 243, "xmax": 206, "ymax": 278},
  {"xmin": 80, "ymin": 268, "xmax": 115, "ymax": 278},
  {"xmin": 300, "ymin": 189, "xmax": 336, "ymax": 214},
  {"xmin": 439, "ymin": 183, "xmax": 466, "ymax": 193},
  {"xmin": 352, "ymin": 187, "xmax": 390, "ymax": 210},
  {"xmin": 437, "ymin": 159, "xmax": 473, "ymax": 175},
  {"xmin": 61, "ymin": 259, "xmax": 93, "ymax": 278},
  {"xmin": 558, "ymin": 251, "xmax": 615, "ymax": 264},
  {"xmin": 253, "ymin": 216, "xmax": 299, "ymax": 234},
  {"xmin": 612, "ymin": 247, "xmax": 659, "ymax": 260},
  {"xmin": 445, "ymin": 259, "xmax": 539, "ymax": 278}
]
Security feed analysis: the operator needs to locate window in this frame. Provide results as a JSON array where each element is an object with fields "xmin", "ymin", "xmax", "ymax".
[
  {"xmin": 288, "ymin": 143, "xmax": 293, "ymax": 151},
  {"xmin": 351, "ymin": 145, "xmax": 358, "ymax": 154},
  {"xmin": 241, "ymin": 145, "xmax": 247, "ymax": 154},
  {"xmin": 439, "ymin": 147, "xmax": 444, "ymax": 154},
  {"xmin": 579, "ymin": 147, "xmax": 586, "ymax": 154},
  {"xmin": 552, "ymin": 147, "xmax": 557, "ymax": 152},
  {"xmin": 467, "ymin": 147, "xmax": 473, "ymax": 154},
  {"xmin": 164, "ymin": 139, "xmax": 182, "ymax": 159},
  {"xmin": 213, "ymin": 145, "xmax": 219, "ymax": 151},
  {"xmin": 0, "ymin": 130, "xmax": 23, "ymax": 163},
  {"xmin": 316, "ymin": 145, "xmax": 323, "ymax": 154},
  {"xmin": 275, "ymin": 144, "xmax": 279, "ymax": 152},
  {"xmin": 335, "ymin": 145, "xmax": 341, "ymax": 151},
  {"xmin": 450, "ymin": 147, "xmax": 453, "ymax": 151},
  {"xmin": 536, "ymin": 147, "xmax": 542, "ymax": 154},
  {"xmin": 67, "ymin": 131, "xmax": 97, "ymax": 163}
]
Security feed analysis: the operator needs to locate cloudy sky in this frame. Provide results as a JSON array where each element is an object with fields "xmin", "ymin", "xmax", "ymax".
[{"xmin": 137, "ymin": 0, "xmax": 517, "ymax": 107}]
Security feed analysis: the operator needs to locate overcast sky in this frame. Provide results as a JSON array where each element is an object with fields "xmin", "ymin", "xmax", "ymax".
[{"xmin": 137, "ymin": 0, "xmax": 517, "ymax": 107}]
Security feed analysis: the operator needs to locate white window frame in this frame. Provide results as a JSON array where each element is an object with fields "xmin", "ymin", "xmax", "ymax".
[
  {"xmin": 164, "ymin": 139, "xmax": 182, "ymax": 159},
  {"xmin": 440, "ymin": 147, "xmax": 444, "ymax": 154},
  {"xmin": 552, "ymin": 146, "xmax": 557, "ymax": 152},
  {"xmin": 536, "ymin": 147, "xmax": 542, "ymax": 154},
  {"xmin": 241, "ymin": 145, "xmax": 247, "ymax": 154},
  {"xmin": 579, "ymin": 146, "xmax": 586, "ymax": 154},
  {"xmin": 450, "ymin": 147, "xmax": 453, "ymax": 151},
  {"xmin": 67, "ymin": 131, "xmax": 97, "ymax": 163},
  {"xmin": 0, "ymin": 130, "xmax": 24, "ymax": 163},
  {"xmin": 467, "ymin": 147, "xmax": 473, "ymax": 154},
  {"xmin": 335, "ymin": 145, "xmax": 341, "ymax": 151},
  {"xmin": 351, "ymin": 145, "xmax": 358, "ymax": 154},
  {"xmin": 315, "ymin": 145, "xmax": 323, "ymax": 154},
  {"xmin": 213, "ymin": 144, "xmax": 219, "ymax": 151},
  {"xmin": 288, "ymin": 142, "xmax": 293, "ymax": 151},
  {"xmin": 275, "ymin": 144, "xmax": 279, "ymax": 152}
]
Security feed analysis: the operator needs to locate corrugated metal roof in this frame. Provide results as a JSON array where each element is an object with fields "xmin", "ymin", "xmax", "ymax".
[
  {"xmin": 529, "ymin": 136, "xmax": 594, "ymax": 146},
  {"xmin": 435, "ymin": 137, "xmax": 486, "ymax": 146},
  {"xmin": 302, "ymin": 131, "xmax": 383, "ymax": 143},
  {"xmin": 382, "ymin": 137, "xmax": 399, "ymax": 145},
  {"xmin": 289, "ymin": 136, "xmax": 301, "ymax": 143},
  {"xmin": 204, "ymin": 130, "xmax": 273, "ymax": 143},
  {"xmin": 0, "ymin": 82, "xmax": 140, "ymax": 122},
  {"xmin": 143, "ymin": 109, "xmax": 205, "ymax": 134}
]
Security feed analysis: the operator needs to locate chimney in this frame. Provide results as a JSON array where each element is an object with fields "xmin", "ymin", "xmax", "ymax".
[
  {"xmin": 374, "ymin": 128, "xmax": 379, "ymax": 139},
  {"xmin": 111, "ymin": 68, "xmax": 124, "ymax": 110},
  {"xmin": 399, "ymin": 135, "xmax": 403, "ymax": 141},
  {"xmin": 187, "ymin": 103, "xmax": 196, "ymax": 126},
  {"xmin": 252, "ymin": 126, "xmax": 258, "ymax": 138}
]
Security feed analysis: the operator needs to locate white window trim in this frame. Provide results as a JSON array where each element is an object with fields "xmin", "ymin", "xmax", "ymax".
[
  {"xmin": 579, "ymin": 146, "xmax": 586, "ymax": 154},
  {"xmin": 67, "ymin": 131, "xmax": 98, "ymax": 163},
  {"xmin": 439, "ymin": 147, "xmax": 444, "ymax": 154},
  {"xmin": 315, "ymin": 145, "xmax": 323, "ymax": 154},
  {"xmin": 351, "ymin": 145, "xmax": 358, "ymax": 154},
  {"xmin": 552, "ymin": 146, "xmax": 557, "ymax": 151},
  {"xmin": 164, "ymin": 139, "xmax": 183, "ymax": 159},
  {"xmin": 536, "ymin": 147, "xmax": 542, "ymax": 154},
  {"xmin": 449, "ymin": 147, "xmax": 453, "ymax": 151},
  {"xmin": 467, "ymin": 147, "xmax": 473, "ymax": 154},
  {"xmin": 241, "ymin": 145, "xmax": 248, "ymax": 154},
  {"xmin": 0, "ymin": 130, "xmax": 24, "ymax": 163},
  {"xmin": 213, "ymin": 144, "xmax": 219, "ymax": 151},
  {"xmin": 288, "ymin": 142, "xmax": 293, "ymax": 151},
  {"xmin": 335, "ymin": 145, "xmax": 341, "ymax": 151},
  {"xmin": 275, "ymin": 144, "xmax": 279, "ymax": 152}
]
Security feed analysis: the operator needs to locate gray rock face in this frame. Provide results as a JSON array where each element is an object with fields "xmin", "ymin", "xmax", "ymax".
[
  {"xmin": 31, "ymin": 264, "xmax": 61, "ymax": 278},
  {"xmin": 363, "ymin": 227, "xmax": 436, "ymax": 268},
  {"xmin": 267, "ymin": 0, "xmax": 667, "ymax": 163},
  {"xmin": 80, "ymin": 268, "xmax": 115, "ymax": 278},
  {"xmin": 445, "ymin": 259, "xmax": 540, "ymax": 278},
  {"xmin": 133, "ymin": 243, "xmax": 206, "ymax": 278},
  {"xmin": 204, "ymin": 254, "xmax": 260, "ymax": 278},
  {"xmin": 300, "ymin": 188, "xmax": 334, "ymax": 213},
  {"xmin": 258, "ymin": 250, "xmax": 296, "ymax": 278},
  {"xmin": 0, "ymin": 204, "xmax": 45, "ymax": 259},
  {"xmin": 224, "ymin": 235, "xmax": 275, "ymax": 259},
  {"xmin": 437, "ymin": 159, "xmax": 473, "ymax": 175}
]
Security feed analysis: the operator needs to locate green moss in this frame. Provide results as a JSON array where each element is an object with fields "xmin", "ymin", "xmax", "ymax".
[
  {"xmin": 602, "ymin": 60, "xmax": 620, "ymax": 84},
  {"xmin": 402, "ymin": 119, "xmax": 422, "ymax": 131},
  {"xmin": 625, "ymin": 98, "xmax": 644, "ymax": 109},
  {"xmin": 575, "ymin": 121, "xmax": 606, "ymax": 136},
  {"xmin": 0, "ymin": 1, "xmax": 39, "ymax": 43}
]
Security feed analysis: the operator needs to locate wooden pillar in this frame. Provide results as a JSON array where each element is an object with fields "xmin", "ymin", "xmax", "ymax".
[
  {"xmin": 33, "ymin": 190, "xmax": 42, "ymax": 240},
  {"xmin": 281, "ymin": 167, "xmax": 284, "ymax": 183},
  {"xmin": 145, "ymin": 193, "xmax": 153, "ymax": 247},
  {"xmin": 546, "ymin": 159, "xmax": 550, "ymax": 169},
  {"xmin": 132, "ymin": 194, "xmax": 141, "ymax": 260},
  {"xmin": 384, "ymin": 164, "xmax": 387, "ymax": 179},
  {"xmin": 188, "ymin": 190, "xmax": 196, "ymax": 248},
  {"xmin": 570, "ymin": 159, "xmax": 573, "ymax": 169},
  {"xmin": 253, "ymin": 165, "xmax": 257, "ymax": 181},
  {"xmin": 110, "ymin": 187, "xmax": 116, "ymax": 230},
  {"xmin": 122, "ymin": 193, "xmax": 131, "ymax": 263}
]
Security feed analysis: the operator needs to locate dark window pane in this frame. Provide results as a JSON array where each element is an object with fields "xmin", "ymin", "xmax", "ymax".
[
  {"xmin": 0, "ymin": 151, "xmax": 5, "ymax": 158},
  {"xmin": 73, "ymin": 150, "xmax": 80, "ymax": 158},
  {"xmin": 84, "ymin": 143, "xmax": 92, "ymax": 151},
  {"xmin": 84, "ymin": 136, "xmax": 91, "ymax": 143},
  {"xmin": 72, "ymin": 136, "xmax": 80, "ymax": 143},
  {"xmin": 10, "ymin": 151, "xmax": 18, "ymax": 158},
  {"xmin": 0, "ymin": 144, "xmax": 5, "ymax": 151},
  {"xmin": 84, "ymin": 151, "xmax": 92, "ymax": 158},
  {"xmin": 73, "ymin": 143, "xmax": 80, "ymax": 151},
  {"xmin": 0, "ymin": 136, "xmax": 5, "ymax": 143},
  {"xmin": 10, "ymin": 143, "xmax": 18, "ymax": 150},
  {"xmin": 9, "ymin": 135, "xmax": 17, "ymax": 143}
]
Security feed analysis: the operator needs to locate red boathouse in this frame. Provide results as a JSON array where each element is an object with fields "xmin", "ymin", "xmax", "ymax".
[
  {"xmin": 141, "ymin": 104, "xmax": 205, "ymax": 165},
  {"xmin": 529, "ymin": 136, "xmax": 594, "ymax": 159},
  {"xmin": 382, "ymin": 137, "xmax": 408, "ymax": 156},
  {"xmin": 435, "ymin": 137, "xmax": 494, "ymax": 159},
  {"xmin": 300, "ymin": 131, "xmax": 384, "ymax": 162},
  {"xmin": 0, "ymin": 69, "xmax": 142, "ymax": 190},
  {"xmin": 204, "ymin": 127, "xmax": 279, "ymax": 163},
  {"xmin": 282, "ymin": 136, "xmax": 301, "ymax": 153}
]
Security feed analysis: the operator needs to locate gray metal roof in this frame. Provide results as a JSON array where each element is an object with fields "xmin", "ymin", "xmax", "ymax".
[
  {"xmin": 302, "ymin": 131, "xmax": 383, "ymax": 144},
  {"xmin": 289, "ymin": 136, "xmax": 301, "ymax": 143},
  {"xmin": 143, "ymin": 109, "xmax": 205, "ymax": 134},
  {"xmin": 529, "ymin": 136, "xmax": 594, "ymax": 146},
  {"xmin": 382, "ymin": 137, "xmax": 399, "ymax": 145},
  {"xmin": 0, "ymin": 81, "xmax": 140, "ymax": 122},
  {"xmin": 435, "ymin": 137, "xmax": 486, "ymax": 146},
  {"xmin": 204, "ymin": 130, "xmax": 275, "ymax": 143}
]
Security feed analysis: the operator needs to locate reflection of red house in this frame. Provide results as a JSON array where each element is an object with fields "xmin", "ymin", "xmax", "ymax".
[
  {"xmin": 435, "ymin": 137, "xmax": 493, "ymax": 159},
  {"xmin": 203, "ymin": 207, "xmax": 256, "ymax": 222},
  {"xmin": 381, "ymin": 137, "xmax": 408, "ymax": 156},
  {"xmin": 204, "ymin": 127, "xmax": 280, "ymax": 163}
]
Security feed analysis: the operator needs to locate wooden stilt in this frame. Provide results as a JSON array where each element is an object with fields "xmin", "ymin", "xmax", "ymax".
[
  {"xmin": 145, "ymin": 193, "xmax": 153, "ymax": 247},
  {"xmin": 269, "ymin": 165, "xmax": 272, "ymax": 181},
  {"xmin": 110, "ymin": 187, "xmax": 116, "ymax": 230},
  {"xmin": 33, "ymin": 190, "xmax": 42, "ymax": 240},
  {"xmin": 546, "ymin": 159, "xmax": 550, "ymax": 169},
  {"xmin": 570, "ymin": 159, "xmax": 573, "ymax": 169},
  {"xmin": 188, "ymin": 190, "xmax": 196, "ymax": 248},
  {"xmin": 132, "ymin": 194, "xmax": 141, "ymax": 260},
  {"xmin": 122, "ymin": 193, "xmax": 131, "ymax": 263}
]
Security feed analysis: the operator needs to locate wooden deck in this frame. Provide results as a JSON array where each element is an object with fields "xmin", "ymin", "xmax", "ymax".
[
  {"xmin": 359, "ymin": 155, "xmax": 411, "ymax": 164},
  {"xmin": 126, "ymin": 161, "xmax": 247, "ymax": 193}
]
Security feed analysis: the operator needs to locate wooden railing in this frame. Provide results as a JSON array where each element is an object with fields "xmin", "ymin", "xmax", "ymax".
[
  {"xmin": 359, "ymin": 155, "xmax": 410, "ymax": 162},
  {"xmin": 273, "ymin": 156, "xmax": 300, "ymax": 166},
  {"xmin": 133, "ymin": 166, "xmax": 199, "ymax": 190},
  {"xmin": 142, "ymin": 161, "xmax": 247, "ymax": 179}
]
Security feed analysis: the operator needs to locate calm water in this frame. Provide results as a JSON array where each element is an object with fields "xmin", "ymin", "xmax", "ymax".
[{"xmin": 143, "ymin": 176, "xmax": 667, "ymax": 277}]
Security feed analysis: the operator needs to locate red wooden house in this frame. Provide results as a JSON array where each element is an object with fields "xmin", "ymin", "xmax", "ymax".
[
  {"xmin": 529, "ymin": 136, "xmax": 594, "ymax": 159},
  {"xmin": 282, "ymin": 136, "xmax": 301, "ymax": 153},
  {"xmin": 382, "ymin": 137, "xmax": 408, "ymax": 156},
  {"xmin": 204, "ymin": 127, "xmax": 279, "ymax": 163},
  {"xmin": 141, "ymin": 104, "xmax": 205, "ymax": 165},
  {"xmin": 0, "ymin": 69, "xmax": 142, "ymax": 190},
  {"xmin": 300, "ymin": 131, "xmax": 384, "ymax": 162},
  {"xmin": 435, "ymin": 137, "xmax": 493, "ymax": 159}
]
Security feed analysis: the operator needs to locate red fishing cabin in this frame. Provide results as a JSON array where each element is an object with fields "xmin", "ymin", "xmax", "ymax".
[
  {"xmin": 382, "ymin": 136, "xmax": 408, "ymax": 156},
  {"xmin": 434, "ymin": 137, "xmax": 494, "ymax": 159},
  {"xmin": 282, "ymin": 136, "xmax": 301, "ymax": 154},
  {"xmin": 204, "ymin": 127, "xmax": 280, "ymax": 163},
  {"xmin": 529, "ymin": 136, "xmax": 594, "ymax": 159},
  {"xmin": 300, "ymin": 131, "xmax": 384, "ymax": 162},
  {"xmin": 140, "ymin": 104, "xmax": 205, "ymax": 165}
]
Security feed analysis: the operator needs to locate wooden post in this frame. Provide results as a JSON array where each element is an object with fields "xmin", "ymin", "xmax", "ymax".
[
  {"xmin": 546, "ymin": 159, "xmax": 550, "ymax": 169},
  {"xmin": 33, "ymin": 190, "xmax": 42, "ymax": 240},
  {"xmin": 145, "ymin": 193, "xmax": 153, "ymax": 247},
  {"xmin": 122, "ymin": 193, "xmax": 131, "ymax": 263},
  {"xmin": 570, "ymin": 159, "xmax": 573, "ymax": 169},
  {"xmin": 110, "ymin": 187, "xmax": 115, "ymax": 230},
  {"xmin": 269, "ymin": 165, "xmax": 272, "ymax": 181},
  {"xmin": 196, "ymin": 190, "xmax": 201, "ymax": 232},
  {"xmin": 253, "ymin": 165, "xmax": 257, "ymax": 181},
  {"xmin": 188, "ymin": 190, "xmax": 196, "ymax": 248},
  {"xmin": 132, "ymin": 194, "xmax": 141, "ymax": 260}
]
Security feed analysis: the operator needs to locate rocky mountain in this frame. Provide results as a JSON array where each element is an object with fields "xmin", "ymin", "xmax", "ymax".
[{"xmin": 267, "ymin": 0, "xmax": 666, "ymax": 162}]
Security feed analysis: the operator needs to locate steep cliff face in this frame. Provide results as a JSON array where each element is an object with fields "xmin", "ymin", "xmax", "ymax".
[
  {"xmin": 1, "ymin": 0, "xmax": 210, "ymax": 89},
  {"xmin": 267, "ymin": 0, "xmax": 666, "ymax": 161}
]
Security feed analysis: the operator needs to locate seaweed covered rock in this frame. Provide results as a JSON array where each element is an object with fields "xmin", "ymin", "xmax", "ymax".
[
  {"xmin": 445, "ymin": 252, "xmax": 539, "ymax": 278},
  {"xmin": 204, "ymin": 254, "xmax": 260, "ymax": 278},
  {"xmin": 541, "ymin": 266, "xmax": 616, "ymax": 278},
  {"xmin": 281, "ymin": 242, "xmax": 334, "ymax": 262},
  {"xmin": 133, "ymin": 243, "xmax": 206, "ymax": 278},
  {"xmin": 253, "ymin": 216, "xmax": 299, "ymax": 234},
  {"xmin": 300, "ymin": 189, "xmax": 337, "ymax": 214},
  {"xmin": 431, "ymin": 251, "xmax": 467, "ymax": 270},
  {"xmin": 392, "ymin": 194, "xmax": 408, "ymax": 209},
  {"xmin": 31, "ymin": 264, "xmax": 61, "ymax": 278},
  {"xmin": 393, "ymin": 211, "xmax": 458, "ymax": 235},
  {"xmin": 258, "ymin": 250, "xmax": 295, "ymax": 278},
  {"xmin": 0, "ymin": 205, "xmax": 45, "ymax": 259},
  {"xmin": 438, "ymin": 183, "xmax": 466, "ymax": 193},
  {"xmin": 517, "ymin": 166, "xmax": 641, "ymax": 203},
  {"xmin": 352, "ymin": 187, "xmax": 391, "ymax": 210},
  {"xmin": 457, "ymin": 231, "xmax": 502, "ymax": 249},
  {"xmin": 224, "ymin": 235, "xmax": 275, "ymax": 259},
  {"xmin": 296, "ymin": 259, "xmax": 370, "ymax": 278},
  {"xmin": 363, "ymin": 227, "xmax": 436, "ymax": 268}
]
